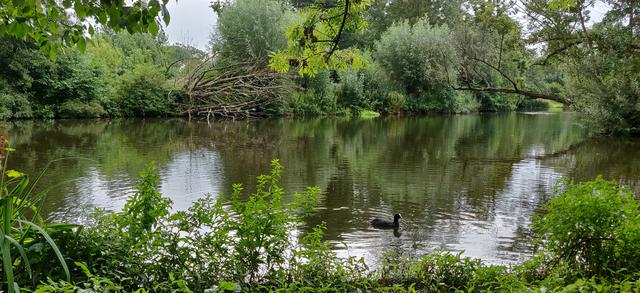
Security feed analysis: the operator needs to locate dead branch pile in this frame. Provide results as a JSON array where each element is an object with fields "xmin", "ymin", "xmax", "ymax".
[{"xmin": 175, "ymin": 56, "xmax": 289, "ymax": 120}]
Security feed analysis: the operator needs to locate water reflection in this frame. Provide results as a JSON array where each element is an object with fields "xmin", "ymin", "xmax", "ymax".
[{"xmin": 6, "ymin": 113, "xmax": 640, "ymax": 264}]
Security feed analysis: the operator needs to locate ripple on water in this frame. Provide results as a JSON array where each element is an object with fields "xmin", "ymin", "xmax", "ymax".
[{"xmin": 8, "ymin": 114, "xmax": 639, "ymax": 266}]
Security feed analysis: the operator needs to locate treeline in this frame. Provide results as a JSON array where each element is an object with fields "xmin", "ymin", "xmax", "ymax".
[
  {"xmin": 0, "ymin": 0, "xmax": 637, "ymax": 135},
  {"xmin": 0, "ymin": 0, "xmax": 560, "ymax": 120},
  {"xmin": 0, "ymin": 33, "xmax": 201, "ymax": 119},
  {"xmin": 211, "ymin": 0, "xmax": 563, "ymax": 116}
]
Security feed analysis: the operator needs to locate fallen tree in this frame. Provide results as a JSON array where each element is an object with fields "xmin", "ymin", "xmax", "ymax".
[{"xmin": 173, "ymin": 56, "xmax": 289, "ymax": 120}]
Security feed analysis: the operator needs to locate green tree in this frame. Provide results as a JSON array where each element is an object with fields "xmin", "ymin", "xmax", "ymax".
[
  {"xmin": 0, "ymin": 0, "xmax": 171, "ymax": 58},
  {"xmin": 374, "ymin": 18, "xmax": 456, "ymax": 95},
  {"xmin": 214, "ymin": 0, "xmax": 292, "ymax": 66},
  {"xmin": 269, "ymin": 0, "xmax": 371, "ymax": 76},
  {"xmin": 523, "ymin": 0, "xmax": 640, "ymax": 134}
]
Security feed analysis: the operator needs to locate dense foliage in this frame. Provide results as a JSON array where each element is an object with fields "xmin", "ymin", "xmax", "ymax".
[
  {"xmin": 0, "ymin": 0, "xmax": 170, "ymax": 58},
  {"xmin": 534, "ymin": 176, "xmax": 640, "ymax": 278},
  {"xmin": 1, "ymin": 0, "xmax": 639, "ymax": 134},
  {"xmin": 0, "ymin": 33, "xmax": 200, "ymax": 119},
  {"xmin": 213, "ymin": 0, "xmax": 292, "ymax": 66}
]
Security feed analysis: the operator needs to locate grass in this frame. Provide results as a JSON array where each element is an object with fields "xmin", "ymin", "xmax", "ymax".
[
  {"xmin": 359, "ymin": 109, "xmax": 381, "ymax": 118},
  {"xmin": 547, "ymin": 100, "xmax": 565, "ymax": 112}
]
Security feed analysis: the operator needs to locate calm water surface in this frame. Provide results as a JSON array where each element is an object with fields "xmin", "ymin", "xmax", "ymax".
[{"xmin": 8, "ymin": 113, "xmax": 640, "ymax": 264}]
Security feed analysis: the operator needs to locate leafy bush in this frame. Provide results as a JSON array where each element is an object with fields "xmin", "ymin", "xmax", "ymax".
[
  {"xmin": 286, "ymin": 90, "xmax": 321, "ymax": 115},
  {"xmin": 406, "ymin": 88, "xmax": 479, "ymax": 113},
  {"xmin": 374, "ymin": 18, "xmax": 457, "ymax": 95},
  {"xmin": 0, "ymin": 88, "xmax": 32, "ymax": 119},
  {"xmin": 34, "ymin": 263, "xmax": 123, "ymax": 293},
  {"xmin": 563, "ymin": 22, "xmax": 640, "ymax": 135},
  {"xmin": 49, "ymin": 54, "xmax": 106, "ymax": 105},
  {"xmin": 6, "ymin": 154, "xmax": 635, "ymax": 292},
  {"xmin": 360, "ymin": 60, "xmax": 404, "ymax": 113},
  {"xmin": 385, "ymin": 91, "xmax": 407, "ymax": 114},
  {"xmin": 288, "ymin": 71, "xmax": 342, "ymax": 115},
  {"xmin": 0, "ymin": 148, "xmax": 73, "ymax": 293},
  {"xmin": 335, "ymin": 68, "xmax": 366, "ymax": 111},
  {"xmin": 117, "ymin": 65, "xmax": 173, "ymax": 117},
  {"xmin": 49, "ymin": 160, "xmax": 321, "ymax": 291},
  {"xmin": 534, "ymin": 176, "xmax": 640, "ymax": 278},
  {"xmin": 215, "ymin": 0, "xmax": 291, "ymax": 65},
  {"xmin": 58, "ymin": 100, "xmax": 107, "ymax": 118},
  {"xmin": 476, "ymin": 92, "xmax": 518, "ymax": 112}
]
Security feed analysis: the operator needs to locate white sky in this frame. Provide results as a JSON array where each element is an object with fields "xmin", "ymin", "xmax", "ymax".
[{"xmin": 164, "ymin": 0, "xmax": 217, "ymax": 50}]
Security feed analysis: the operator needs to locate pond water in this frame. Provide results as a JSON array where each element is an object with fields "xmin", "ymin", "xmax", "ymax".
[{"xmin": 7, "ymin": 113, "xmax": 640, "ymax": 265}]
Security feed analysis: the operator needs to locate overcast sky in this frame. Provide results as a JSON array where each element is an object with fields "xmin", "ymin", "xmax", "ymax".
[{"xmin": 164, "ymin": 0, "xmax": 217, "ymax": 50}]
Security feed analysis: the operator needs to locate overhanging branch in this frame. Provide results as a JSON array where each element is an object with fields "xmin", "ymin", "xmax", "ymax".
[{"xmin": 451, "ymin": 85, "xmax": 571, "ymax": 105}]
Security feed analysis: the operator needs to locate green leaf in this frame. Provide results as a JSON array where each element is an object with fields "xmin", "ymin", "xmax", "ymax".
[
  {"xmin": 77, "ymin": 37, "xmax": 86, "ymax": 52},
  {"xmin": 75, "ymin": 262, "xmax": 93, "ymax": 278},
  {"xmin": 149, "ymin": 20, "xmax": 159, "ymax": 35},
  {"xmin": 0, "ymin": 228, "xmax": 16, "ymax": 293},
  {"xmin": 218, "ymin": 281, "xmax": 238, "ymax": 291},
  {"xmin": 17, "ymin": 220, "xmax": 70, "ymax": 281},
  {"xmin": 4, "ymin": 235, "xmax": 32, "ymax": 280},
  {"xmin": 6, "ymin": 170, "xmax": 25, "ymax": 178}
]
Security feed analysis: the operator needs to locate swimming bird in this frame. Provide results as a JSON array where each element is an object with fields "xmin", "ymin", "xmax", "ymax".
[{"xmin": 371, "ymin": 213, "xmax": 401, "ymax": 229}]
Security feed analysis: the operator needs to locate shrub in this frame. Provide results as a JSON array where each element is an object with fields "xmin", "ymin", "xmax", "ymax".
[
  {"xmin": 215, "ymin": 0, "xmax": 291, "ymax": 65},
  {"xmin": 533, "ymin": 176, "xmax": 640, "ymax": 278},
  {"xmin": 564, "ymin": 23, "xmax": 640, "ymax": 135},
  {"xmin": 476, "ymin": 92, "xmax": 518, "ymax": 112},
  {"xmin": 0, "ymin": 149, "xmax": 74, "ymax": 293},
  {"xmin": 13, "ymin": 169, "xmax": 640, "ymax": 292},
  {"xmin": 55, "ymin": 163, "xmax": 173, "ymax": 289},
  {"xmin": 52, "ymin": 160, "xmax": 320, "ymax": 291},
  {"xmin": 360, "ymin": 60, "xmax": 404, "ymax": 113},
  {"xmin": 385, "ymin": 91, "xmax": 407, "ymax": 114},
  {"xmin": 288, "ymin": 71, "xmax": 341, "ymax": 115},
  {"xmin": 58, "ymin": 100, "xmax": 107, "ymax": 118},
  {"xmin": 374, "ymin": 18, "xmax": 457, "ymax": 95},
  {"xmin": 50, "ymin": 54, "xmax": 106, "ymax": 105},
  {"xmin": 406, "ymin": 88, "xmax": 478, "ymax": 113},
  {"xmin": 335, "ymin": 68, "xmax": 366, "ymax": 111},
  {"xmin": 287, "ymin": 89, "xmax": 342, "ymax": 115},
  {"xmin": 0, "ymin": 88, "xmax": 32, "ymax": 119},
  {"xmin": 117, "ymin": 65, "xmax": 173, "ymax": 117},
  {"xmin": 379, "ymin": 250, "xmax": 482, "ymax": 291}
]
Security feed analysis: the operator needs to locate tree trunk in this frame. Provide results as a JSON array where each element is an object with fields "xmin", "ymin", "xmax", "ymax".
[{"xmin": 452, "ymin": 86, "xmax": 571, "ymax": 105}]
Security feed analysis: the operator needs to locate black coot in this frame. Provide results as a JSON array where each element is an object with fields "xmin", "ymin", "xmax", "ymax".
[{"xmin": 371, "ymin": 213, "xmax": 401, "ymax": 229}]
